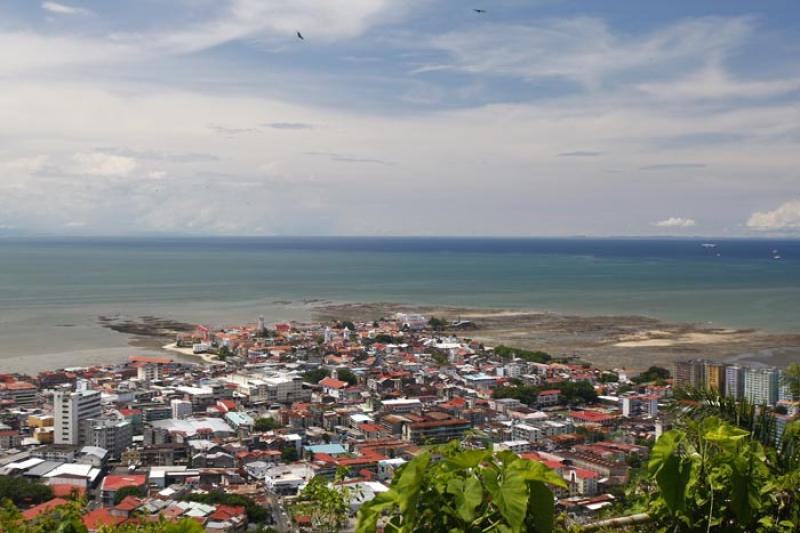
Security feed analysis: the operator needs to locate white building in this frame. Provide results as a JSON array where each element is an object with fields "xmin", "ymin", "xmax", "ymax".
[
  {"xmin": 171, "ymin": 399, "xmax": 193, "ymax": 420},
  {"xmin": 744, "ymin": 368, "xmax": 780, "ymax": 406},
  {"xmin": 512, "ymin": 423, "xmax": 543, "ymax": 443},
  {"xmin": 54, "ymin": 384, "xmax": 102, "ymax": 445},
  {"xmin": 725, "ymin": 365, "xmax": 745, "ymax": 399},
  {"xmin": 225, "ymin": 372, "xmax": 309, "ymax": 405}
]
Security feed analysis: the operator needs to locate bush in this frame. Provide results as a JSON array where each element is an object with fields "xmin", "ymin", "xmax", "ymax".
[{"xmin": 0, "ymin": 476, "xmax": 52, "ymax": 506}]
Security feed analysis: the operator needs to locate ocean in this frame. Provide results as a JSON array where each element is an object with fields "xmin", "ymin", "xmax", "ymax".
[{"xmin": 1, "ymin": 237, "xmax": 799, "ymax": 373}]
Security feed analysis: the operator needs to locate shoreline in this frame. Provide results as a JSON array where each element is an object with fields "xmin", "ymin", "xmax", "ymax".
[
  {"xmin": 312, "ymin": 303, "xmax": 800, "ymax": 372},
  {"xmin": 2, "ymin": 301, "xmax": 798, "ymax": 374}
]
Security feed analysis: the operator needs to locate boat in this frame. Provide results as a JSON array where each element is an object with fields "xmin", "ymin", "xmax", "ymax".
[{"xmin": 701, "ymin": 243, "xmax": 717, "ymax": 248}]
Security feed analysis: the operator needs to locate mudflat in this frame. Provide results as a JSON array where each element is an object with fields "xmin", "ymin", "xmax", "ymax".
[{"xmin": 313, "ymin": 303, "xmax": 800, "ymax": 372}]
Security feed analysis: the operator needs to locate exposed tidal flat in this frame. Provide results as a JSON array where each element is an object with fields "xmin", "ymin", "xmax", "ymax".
[{"xmin": 0, "ymin": 237, "xmax": 799, "ymax": 373}]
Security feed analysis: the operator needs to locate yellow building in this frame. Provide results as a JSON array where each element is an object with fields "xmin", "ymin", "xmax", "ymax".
[
  {"xmin": 27, "ymin": 414, "xmax": 54, "ymax": 428},
  {"xmin": 704, "ymin": 362, "xmax": 726, "ymax": 394}
]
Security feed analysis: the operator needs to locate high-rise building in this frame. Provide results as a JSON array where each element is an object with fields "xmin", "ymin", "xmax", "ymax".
[
  {"xmin": 704, "ymin": 362, "xmax": 726, "ymax": 395},
  {"xmin": 53, "ymin": 383, "xmax": 102, "ymax": 445},
  {"xmin": 744, "ymin": 368, "xmax": 780, "ymax": 406},
  {"xmin": 725, "ymin": 365, "xmax": 745, "ymax": 399},
  {"xmin": 674, "ymin": 360, "xmax": 705, "ymax": 389}
]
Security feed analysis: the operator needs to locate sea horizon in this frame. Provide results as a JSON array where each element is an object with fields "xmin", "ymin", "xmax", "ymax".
[{"xmin": 1, "ymin": 236, "xmax": 798, "ymax": 374}]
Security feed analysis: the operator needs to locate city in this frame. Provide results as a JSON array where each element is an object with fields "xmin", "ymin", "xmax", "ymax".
[{"xmin": 1, "ymin": 314, "xmax": 797, "ymax": 531}]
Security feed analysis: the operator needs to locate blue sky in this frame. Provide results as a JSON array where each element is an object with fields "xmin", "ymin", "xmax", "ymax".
[{"xmin": 0, "ymin": 0, "xmax": 799, "ymax": 236}]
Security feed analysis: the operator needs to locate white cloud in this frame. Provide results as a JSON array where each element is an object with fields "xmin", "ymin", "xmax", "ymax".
[
  {"xmin": 42, "ymin": 2, "xmax": 91, "ymax": 15},
  {"xmin": 747, "ymin": 201, "xmax": 800, "ymax": 231},
  {"xmin": 72, "ymin": 152, "xmax": 137, "ymax": 177},
  {"xmin": 654, "ymin": 217, "xmax": 697, "ymax": 228},
  {"xmin": 638, "ymin": 67, "xmax": 800, "ymax": 101},
  {"xmin": 419, "ymin": 16, "xmax": 753, "ymax": 86}
]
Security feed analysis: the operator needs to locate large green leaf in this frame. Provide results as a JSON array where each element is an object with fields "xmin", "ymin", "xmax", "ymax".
[
  {"xmin": 483, "ymin": 465, "xmax": 530, "ymax": 532},
  {"xmin": 527, "ymin": 480, "xmax": 555, "ymax": 533},
  {"xmin": 444, "ymin": 449, "xmax": 491, "ymax": 470},
  {"xmin": 649, "ymin": 430, "xmax": 692, "ymax": 514}
]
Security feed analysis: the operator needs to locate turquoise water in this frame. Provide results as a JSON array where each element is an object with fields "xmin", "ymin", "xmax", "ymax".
[{"xmin": 1, "ymin": 237, "xmax": 798, "ymax": 373}]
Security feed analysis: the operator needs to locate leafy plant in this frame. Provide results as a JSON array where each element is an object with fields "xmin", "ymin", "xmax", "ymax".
[{"xmin": 356, "ymin": 444, "xmax": 566, "ymax": 533}]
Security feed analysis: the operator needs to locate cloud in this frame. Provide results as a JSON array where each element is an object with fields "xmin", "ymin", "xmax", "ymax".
[
  {"xmin": 640, "ymin": 163, "xmax": 706, "ymax": 171},
  {"xmin": 654, "ymin": 217, "xmax": 697, "ymax": 228},
  {"xmin": 208, "ymin": 124, "xmax": 258, "ymax": 135},
  {"xmin": 71, "ymin": 152, "xmax": 137, "ymax": 177},
  {"xmin": 41, "ymin": 2, "xmax": 91, "ymax": 15},
  {"xmin": 263, "ymin": 122, "xmax": 314, "ymax": 130},
  {"xmin": 747, "ymin": 201, "xmax": 800, "ymax": 231},
  {"xmin": 418, "ymin": 16, "xmax": 754, "ymax": 86},
  {"xmin": 638, "ymin": 67, "xmax": 800, "ymax": 101},
  {"xmin": 558, "ymin": 151, "xmax": 602, "ymax": 157},
  {"xmin": 305, "ymin": 151, "xmax": 391, "ymax": 165}
]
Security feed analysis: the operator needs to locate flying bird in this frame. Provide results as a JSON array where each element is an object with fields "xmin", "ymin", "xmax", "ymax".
[
  {"xmin": 473, "ymin": 9, "xmax": 486, "ymax": 13},
  {"xmin": 296, "ymin": 31, "xmax": 304, "ymax": 40}
]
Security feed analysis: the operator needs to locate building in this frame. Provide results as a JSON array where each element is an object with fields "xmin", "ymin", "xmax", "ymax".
[
  {"xmin": 725, "ymin": 365, "xmax": 745, "ymax": 400},
  {"xmin": 130, "ymin": 356, "xmax": 171, "ymax": 382},
  {"xmin": 0, "ymin": 381, "xmax": 38, "ymax": 405},
  {"xmin": 170, "ymin": 399, "xmax": 193, "ymax": 420},
  {"xmin": 54, "ymin": 384, "xmax": 102, "ymax": 446},
  {"xmin": 225, "ymin": 373, "xmax": 309, "ymax": 405},
  {"xmin": 704, "ymin": 362, "xmax": 726, "ymax": 395},
  {"xmin": 402, "ymin": 417, "xmax": 472, "ymax": 444},
  {"xmin": 744, "ymin": 368, "xmax": 780, "ymax": 406},
  {"xmin": 674, "ymin": 360, "xmax": 705, "ymax": 389},
  {"xmin": 83, "ymin": 418, "xmax": 133, "ymax": 459}
]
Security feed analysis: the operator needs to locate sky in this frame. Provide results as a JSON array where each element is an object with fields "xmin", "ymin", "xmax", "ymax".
[{"xmin": 0, "ymin": 0, "xmax": 799, "ymax": 237}]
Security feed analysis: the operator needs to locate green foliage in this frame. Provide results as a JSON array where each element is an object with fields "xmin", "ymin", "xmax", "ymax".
[
  {"xmin": 781, "ymin": 363, "xmax": 800, "ymax": 401},
  {"xmin": 0, "ymin": 498, "xmax": 204, "ymax": 533},
  {"xmin": 336, "ymin": 368, "xmax": 358, "ymax": 386},
  {"xmin": 291, "ymin": 476, "xmax": 350, "ymax": 532},
  {"xmin": 428, "ymin": 347, "xmax": 450, "ymax": 366},
  {"xmin": 632, "ymin": 366, "xmax": 671, "ymax": 384},
  {"xmin": 0, "ymin": 476, "xmax": 53, "ymax": 506},
  {"xmin": 282, "ymin": 446, "xmax": 299, "ymax": 462},
  {"xmin": 493, "ymin": 381, "xmax": 597, "ymax": 406},
  {"xmin": 428, "ymin": 317, "xmax": 447, "ymax": 331},
  {"xmin": 374, "ymin": 333, "xmax": 401, "ymax": 344},
  {"xmin": 114, "ymin": 485, "xmax": 145, "ymax": 505},
  {"xmin": 180, "ymin": 491, "xmax": 268, "ymax": 523},
  {"xmin": 635, "ymin": 413, "xmax": 800, "ymax": 533},
  {"xmin": 494, "ymin": 345, "xmax": 552, "ymax": 363},
  {"xmin": 303, "ymin": 367, "xmax": 330, "ymax": 383},
  {"xmin": 254, "ymin": 417, "xmax": 281, "ymax": 432},
  {"xmin": 356, "ymin": 444, "xmax": 566, "ymax": 533}
]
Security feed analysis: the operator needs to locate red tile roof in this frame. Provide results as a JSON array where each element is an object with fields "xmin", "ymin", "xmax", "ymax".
[
  {"xmin": 83, "ymin": 508, "xmax": 125, "ymax": 530},
  {"xmin": 21, "ymin": 498, "xmax": 69, "ymax": 520},
  {"xmin": 101, "ymin": 474, "xmax": 146, "ymax": 491},
  {"xmin": 319, "ymin": 377, "xmax": 347, "ymax": 389}
]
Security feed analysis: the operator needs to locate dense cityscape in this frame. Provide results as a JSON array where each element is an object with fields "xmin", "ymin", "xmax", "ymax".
[{"xmin": 0, "ymin": 313, "xmax": 797, "ymax": 531}]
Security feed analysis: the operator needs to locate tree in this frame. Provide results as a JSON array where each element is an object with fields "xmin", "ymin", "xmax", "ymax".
[
  {"xmin": 781, "ymin": 362, "xmax": 800, "ymax": 401},
  {"xmin": 254, "ymin": 417, "xmax": 280, "ymax": 432},
  {"xmin": 0, "ymin": 476, "xmax": 52, "ymax": 506},
  {"xmin": 493, "ymin": 345, "xmax": 551, "ymax": 364},
  {"xmin": 291, "ymin": 475, "xmax": 349, "ymax": 532},
  {"xmin": 356, "ymin": 444, "xmax": 566, "ymax": 533},
  {"xmin": 428, "ymin": 317, "xmax": 447, "ymax": 331},
  {"xmin": 282, "ymin": 446, "xmax": 299, "ymax": 462},
  {"xmin": 336, "ymin": 368, "xmax": 358, "ymax": 386},
  {"xmin": 340, "ymin": 321, "xmax": 356, "ymax": 331},
  {"xmin": 632, "ymin": 366, "xmax": 671, "ymax": 384},
  {"xmin": 303, "ymin": 368, "xmax": 329, "ymax": 383},
  {"xmin": 114, "ymin": 485, "xmax": 145, "ymax": 505}
]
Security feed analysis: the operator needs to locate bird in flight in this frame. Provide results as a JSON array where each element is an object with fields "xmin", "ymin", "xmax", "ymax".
[
  {"xmin": 473, "ymin": 9, "xmax": 486, "ymax": 14},
  {"xmin": 296, "ymin": 31, "xmax": 304, "ymax": 40}
]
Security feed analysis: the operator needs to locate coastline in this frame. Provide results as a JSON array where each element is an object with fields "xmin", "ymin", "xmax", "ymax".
[
  {"xmin": 312, "ymin": 303, "xmax": 800, "ymax": 372},
  {"xmin": 2, "ymin": 301, "xmax": 798, "ymax": 374}
]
